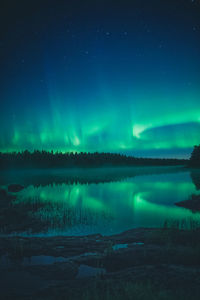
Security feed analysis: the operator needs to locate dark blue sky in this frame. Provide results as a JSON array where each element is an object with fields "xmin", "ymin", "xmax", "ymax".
[{"xmin": 1, "ymin": 0, "xmax": 200, "ymax": 157}]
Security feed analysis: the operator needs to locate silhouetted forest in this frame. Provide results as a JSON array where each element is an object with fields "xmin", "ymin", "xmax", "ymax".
[
  {"xmin": 189, "ymin": 145, "xmax": 200, "ymax": 168},
  {"xmin": 0, "ymin": 150, "xmax": 187, "ymax": 169}
]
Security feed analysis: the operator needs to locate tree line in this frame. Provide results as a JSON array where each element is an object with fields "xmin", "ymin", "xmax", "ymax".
[
  {"xmin": 189, "ymin": 145, "xmax": 200, "ymax": 167},
  {"xmin": 0, "ymin": 150, "xmax": 187, "ymax": 169}
]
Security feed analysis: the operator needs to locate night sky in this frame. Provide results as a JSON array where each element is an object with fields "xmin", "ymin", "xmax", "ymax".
[{"xmin": 1, "ymin": 0, "xmax": 200, "ymax": 158}]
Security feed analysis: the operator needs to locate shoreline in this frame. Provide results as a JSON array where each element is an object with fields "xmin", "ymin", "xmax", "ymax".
[{"xmin": 1, "ymin": 227, "xmax": 200, "ymax": 299}]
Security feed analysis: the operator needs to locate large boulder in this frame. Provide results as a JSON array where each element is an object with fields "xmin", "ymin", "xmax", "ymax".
[
  {"xmin": 8, "ymin": 184, "xmax": 24, "ymax": 193},
  {"xmin": 25, "ymin": 261, "xmax": 78, "ymax": 280},
  {"xmin": 176, "ymin": 194, "xmax": 200, "ymax": 211},
  {"xmin": 0, "ymin": 188, "xmax": 7, "ymax": 199}
]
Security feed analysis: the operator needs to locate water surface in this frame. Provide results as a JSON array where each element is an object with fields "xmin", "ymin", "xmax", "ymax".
[{"xmin": 0, "ymin": 166, "xmax": 200, "ymax": 236}]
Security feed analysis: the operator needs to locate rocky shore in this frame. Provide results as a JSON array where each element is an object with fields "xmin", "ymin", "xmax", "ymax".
[
  {"xmin": 176, "ymin": 194, "xmax": 200, "ymax": 211},
  {"xmin": 1, "ymin": 227, "xmax": 200, "ymax": 299}
]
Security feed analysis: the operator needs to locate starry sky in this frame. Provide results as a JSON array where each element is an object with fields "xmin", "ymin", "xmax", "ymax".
[{"xmin": 0, "ymin": 0, "xmax": 200, "ymax": 158}]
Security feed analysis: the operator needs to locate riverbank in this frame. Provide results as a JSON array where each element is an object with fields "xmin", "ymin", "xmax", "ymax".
[{"xmin": 1, "ymin": 227, "xmax": 200, "ymax": 299}]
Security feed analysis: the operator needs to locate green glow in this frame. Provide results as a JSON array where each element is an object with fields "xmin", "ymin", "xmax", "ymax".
[
  {"xmin": 1, "ymin": 91, "xmax": 200, "ymax": 157},
  {"xmin": 131, "ymin": 192, "xmax": 200, "ymax": 226},
  {"xmin": 132, "ymin": 125, "xmax": 149, "ymax": 139},
  {"xmin": 10, "ymin": 170, "xmax": 200, "ymax": 235},
  {"xmin": 1, "ymin": 0, "xmax": 200, "ymax": 159}
]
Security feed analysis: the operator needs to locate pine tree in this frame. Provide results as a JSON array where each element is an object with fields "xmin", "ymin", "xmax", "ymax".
[{"xmin": 189, "ymin": 145, "xmax": 200, "ymax": 167}]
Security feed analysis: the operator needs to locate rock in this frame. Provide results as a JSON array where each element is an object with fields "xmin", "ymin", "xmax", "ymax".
[
  {"xmin": 0, "ymin": 188, "xmax": 7, "ymax": 199},
  {"xmin": 26, "ymin": 261, "xmax": 78, "ymax": 280},
  {"xmin": 8, "ymin": 184, "xmax": 24, "ymax": 192},
  {"xmin": 176, "ymin": 194, "xmax": 200, "ymax": 211},
  {"xmin": 0, "ymin": 188, "xmax": 16, "ymax": 208}
]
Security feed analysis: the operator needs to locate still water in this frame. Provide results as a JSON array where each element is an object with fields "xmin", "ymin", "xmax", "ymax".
[{"xmin": 0, "ymin": 166, "xmax": 200, "ymax": 236}]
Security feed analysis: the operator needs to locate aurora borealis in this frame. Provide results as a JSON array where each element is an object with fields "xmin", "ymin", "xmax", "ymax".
[{"xmin": 1, "ymin": 0, "xmax": 200, "ymax": 158}]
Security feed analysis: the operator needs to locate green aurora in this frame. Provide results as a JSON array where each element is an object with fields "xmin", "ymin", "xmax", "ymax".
[
  {"xmin": 2, "ymin": 96, "xmax": 200, "ymax": 157},
  {"xmin": 1, "ymin": 0, "xmax": 200, "ymax": 158}
]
